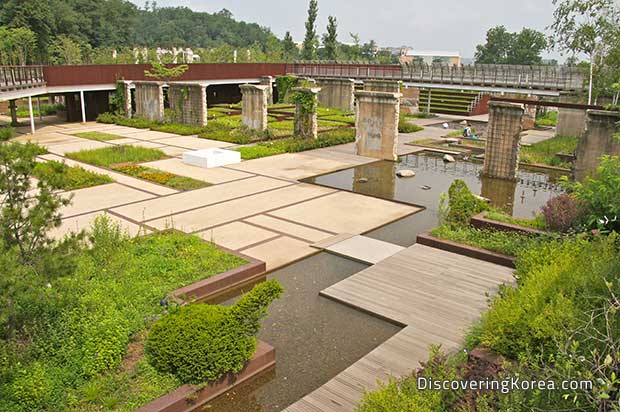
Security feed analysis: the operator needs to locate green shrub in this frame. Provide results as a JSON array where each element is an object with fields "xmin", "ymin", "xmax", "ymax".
[
  {"xmin": 431, "ymin": 225, "xmax": 544, "ymax": 256},
  {"xmin": 15, "ymin": 104, "xmax": 64, "ymax": 118},
  {"xmin": 66, "ymin": 145, "xmax": 166, "ymax": 168},
  {"xmin": 33, "ymin": 161, "xmax": 113, "ymax": 190},
  {"xmin": 0, "ymin": 126, "xmax": 15, "ymax": 141},
  {"xmin": 275, "ymin": 75, "xmax": 298, "ymax": 103},
  {"xmin": 437, "ymin": 180, "xmax": 490, "ymax": 227},
  {"xmin": 535, "ymin": 110, "xmax": 558, "ymax": 127},
  {"xmin": 563, "ymin": 156, "xmax": 620, "ymax": 232},
  {"xmin": 145, "ymin": 279, "xmax": 283, "ymax": 384},
  {"xmin": 398, "ymin": 117, "xmax": 424, "ymax": 133}
]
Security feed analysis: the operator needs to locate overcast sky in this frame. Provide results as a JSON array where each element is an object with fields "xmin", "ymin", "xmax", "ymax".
[{"xmin": 129, "ymin": 0, "xmax": 561, "ymax": 59}]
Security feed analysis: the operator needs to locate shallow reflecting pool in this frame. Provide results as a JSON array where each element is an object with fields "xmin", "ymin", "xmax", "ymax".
[
  {"xmin": 304, "ymin": 152, "xmax": 565, "ymax": 220},
  {"xmin": 204, "ymin": 252, "xmax": 401, "ymax": 412}
]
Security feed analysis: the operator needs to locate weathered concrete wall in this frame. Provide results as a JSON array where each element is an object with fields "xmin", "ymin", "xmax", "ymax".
[
  {"xmin": 316, "ymin": 78, "xmax": 355, "ymax": 112},
  {"xmin": 556, "ymin": 92, "xmax": 587, "ymax": 138},
  {"xmin": 240, "ymin": 84, "xmax": 268, "ymax": 131},
  {"xmin": 293, "ymin": 86, "xmax": 321, "ymax": 139},
  {"xmin": 260, "ymin": 76, "xmax": 274, "ymax": 105},
  {"xmin": 363, "ymin": 79, "xmax": 401, "ymax": 93},
  {"xmin": 167, "ymin": 82, "xmax": 208, "ymax": 126},
  {"xmin": 354, "ymin": 90, "xmax": 400, "ymax": 161},
  {"xmin": 400, "ymin": 87, "xmax": 419, "ymax": 115},
  {"xmin": 134, "ymin": 81, "xmax": 164, "ymax": 121},
  {"xmin": 574, "ymin": 110, "xmax": 620, "ymax": 181},
  {"xmin": 482, "ymin": 101, "xmax": 524, "ymax": 180}
]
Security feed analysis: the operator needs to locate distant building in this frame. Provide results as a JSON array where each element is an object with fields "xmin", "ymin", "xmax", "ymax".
[{"xmin": 400, "ymin": 50, "xmax": 461, "ymax": 66}]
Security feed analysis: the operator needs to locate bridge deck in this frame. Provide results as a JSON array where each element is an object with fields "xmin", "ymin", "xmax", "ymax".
[{"xmin": 283, "ymin": 243, "xmax": 514, "ymax": 412}]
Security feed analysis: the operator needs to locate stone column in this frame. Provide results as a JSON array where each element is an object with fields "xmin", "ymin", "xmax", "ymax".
[
  {"xmin": 574, "ymin": 110, "xmax": 620, "ymax": 181},
  {"xmin": 354, "ymin": 90, "xmax": 401, "ymax": 161},
  {"xmin": 167, "ymin": 82, "xmax": 208, "ymax": 126},
  {"xmin": 240, "ymin": 84, "xmax": 269, "ymax": 131},
  {"xmin": 482, "ymin": 101, "xmax": 524, "ymax": 181},
  {"xmin": 134, "ymin": 81, "xmax": 165, "ymax": 121},
  {"xmin": 556, "ymin": 92, "xmax": 587, "ymax": 138},
  {"xmin": 293, "ymin": 86, "xmax": 321, "ymax": 139},
  {"xmin": 8, "ymin": 100, "xmax": 18, "ymax": 126},
  {"xmin": 363, "ymin": 79, "xmax": 402, "ymax": 93},
  {"xmin": 316, "ymin": 78, "xmax": 355, "ymax": 112},
  {"xmin": 400, "ymin": 87, "xmax": 420, "ymax": 115},
  {"xmin": 122, "ymin": 81, "xmax": 133, "ymax": 118},
  {"xmin": 260, "ymin": 76, "xmax": 273, "ymax": 105}
]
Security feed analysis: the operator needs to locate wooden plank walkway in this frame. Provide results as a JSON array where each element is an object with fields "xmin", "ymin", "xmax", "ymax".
[{"xmin": 283, "ymin": 244, "xmax": 514, "ymax": 412}]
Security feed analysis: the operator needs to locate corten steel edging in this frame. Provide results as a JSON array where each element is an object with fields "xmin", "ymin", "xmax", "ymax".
[
  {"xmin": 416, "ymin": 232, "xmax": 516, "ymax": 268},
  {"xmin": 136, "ymin": 341, "xmax": 275, "ymax": 412},
  {"xmin": 470, "ymin": 212, "xmax": 548, "ymax": 236},
  {"xmin": 42, "ymin": 63, "xmax": 288, "ymax": 87},
  {"xmin": 490, "ymin": 96, "xmax": 605, "ymax": 110}
]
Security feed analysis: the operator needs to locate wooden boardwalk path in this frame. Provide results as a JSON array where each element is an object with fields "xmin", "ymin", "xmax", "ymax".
[{"xmin": 283, "ymin": 244, "xmax": 514, "ymax": 412}]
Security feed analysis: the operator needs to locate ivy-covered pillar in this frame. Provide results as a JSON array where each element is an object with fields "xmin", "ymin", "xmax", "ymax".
[
  {"xmin": 354, "ymin": 90, "xmax": 400, "ymax": 161},
  {"xmin": 134, "ymin": 81, "xmax": 165, "ymax": 121},
  {"xmin": 167, "ymin": 82, "xmax": 208, "ymax": 126},
  {"xmin": 260, "ymin": 76, "xmax": 274, "ymax": 105},
  {"xmin": 240, "ymin": 84, "xmax": 268, "ymax": 131},
  {"xmin": 292, "ymin": 86, "xmax": 320, "ymax": 139},
  {"xmin": 274, "ymin": 75, "xmax": 298, "ymax": 103},
  {"xmin": 574, "ymin": 110, "xmax": 620, "ymax": 181}
]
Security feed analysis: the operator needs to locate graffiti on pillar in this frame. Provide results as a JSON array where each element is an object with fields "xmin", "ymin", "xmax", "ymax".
[{"xmin": 360, "ymin": 117, "xmax": 382, "ymax": 150}]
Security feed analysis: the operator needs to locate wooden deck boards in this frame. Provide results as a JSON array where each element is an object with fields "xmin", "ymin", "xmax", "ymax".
[{"xmin": 283, "ymin": 243, "xmax": 514, "ymax": 412}]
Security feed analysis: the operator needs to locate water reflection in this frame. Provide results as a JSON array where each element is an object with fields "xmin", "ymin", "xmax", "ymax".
[{"xmin": 480, "ymin": 176, "xmax": 517, "ymax": 216}]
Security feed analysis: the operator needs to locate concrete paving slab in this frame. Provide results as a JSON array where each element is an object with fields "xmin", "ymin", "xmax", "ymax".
[
  {"xmin": 158, "ymin": 146, "xmax": 187, "ymax": 157},
  {"xmin": 111, "ymin": 176, "xmax": 292, "ymax": 222},
  {"xmin": 241, "ymin": 236, "xmax": 315, "ymax": 271},
  {"xmin": 196, "ymin": 221, "xmax": 278, "ymax": 250},
  {"xmin": 227, "ymin": 153, "xmax": 354, "ymax": 180},
  {"xmin": 320, "ymin": 235, "xmax": 405, "ymax": 264},
  {"xmin": 142, "ymin": 158, "xmax": 253, "ymax": 183},
  {"xmin": 270, "ymin": 191, "xmax": 420, "ymax": 234},
  {"xmin": 60, "ymin": 183, "xmax": 155, "ymax": 218},
  {"xmin": 108, "ymin": 130, "xmax": 179, "ymax": 140},
  {"xmin": 13, "ymin": 132, "xmax": 76, "ymax": 146},
  {"xmin": 245, "ymin": 214, "xmax": 333, "ymax": 242},
  {"xmin": 310, "ymin": 233, "xmax": 356, "ymax": 249},
  {"xmin": 39, "ymin": 154, "xmax": 178, "ymax": 196},
  {"xmin": 153, "ymin": 136, "xmax": 235, "ymax": 150},
  {"xmin": 146, "ymin": 183, "xmax": 335, "ymax": 233},
  {"xmin": 50, "ymin": 211, "xmax": 145, "ymax": 239},
  {"xmin": 46, "ymin": 139, "xmax": 113, "ymax": 155}
]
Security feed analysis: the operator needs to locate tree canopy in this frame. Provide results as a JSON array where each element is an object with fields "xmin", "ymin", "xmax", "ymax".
[{"xmin": 475, "ymin": 26, "xmax": 547, "ymax": 65}]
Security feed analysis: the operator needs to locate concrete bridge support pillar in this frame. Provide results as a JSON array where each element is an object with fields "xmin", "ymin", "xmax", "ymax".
[
  {"xmin": 574, "ymin": 110, "xmax": 620, "ymax": 182},
  {"xmin": 293, "ymin": 86, "xmax": 321, "ymax": 139},
  {"xmin": 260, "ymin": 76, "xmax": 274, "ymax": 105},
  {"xmin": 134, "ymin": 81, "xmax": 165, "ymax": 121},
  {"xmin": 354, "ymin": 90, "xmax": 400, "ymax": 161},
  {"xmin": 482, "ymin": 101, "xmax": 524, "ymax": 181},
  {"xmin": 167, "ymin": 83, "xmax": 208, "ymax": 126},
  {"xmin": 363, "ymin": 79, "xmax": 401, "ymax": 93},
  {"xmin": 240, "ymin": 84, "xmax": 269, "ymax": 131},
  {"xmin": 316, "ymin": 78, "xmax": 355, "ymax": 112},
  {"xmin": 556, "ymin": 92, "xmax": 587, "ymax": 138},
  {"xmin": 122, "ymin": 81, "xmax": 133, "ymax": 118}
]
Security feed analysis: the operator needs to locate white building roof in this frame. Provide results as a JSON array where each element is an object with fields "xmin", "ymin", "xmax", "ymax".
[{"xmin": 406, "ymin": 50, "xmax": 461, "ymax": 57}]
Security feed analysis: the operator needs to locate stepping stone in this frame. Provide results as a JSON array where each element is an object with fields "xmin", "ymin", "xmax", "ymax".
[{"xmin": 314, "ymin": 235, "xmax": 404, "ymax": 265}]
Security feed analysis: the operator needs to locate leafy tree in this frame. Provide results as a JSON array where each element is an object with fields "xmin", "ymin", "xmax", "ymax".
[
  {"xmin": 475, "ymin": 26, "xmax": 547, "ymax": 65},
  {"xmin": 301, "ymin": 0, "xmax": 318, "ymax": 60},
  {"xmin": 323, "ymin": 16, "xmax": 338, "ymax": 60},
  {"xmin": 475, "ymin": 26, "xmax": 514, "ymax": 64},
  {"xmin": 282, "ymin": 31, "xmax": 298, "ymax": 61},
  {"xmin": 144, "ymin": 62, "xmax": 188, "ymax": 82},
  {"xmin": 49, "ymin": 35, "xmax": 83, "ymax": 65},
  {"xmin": 550, "ymin": 0, "xmax": 620, "ymax": 103},
  {"xmin": 0, "ymin": 143, "xmax": 70, "ymax": 262},
  {"xmin": 0, "ymin": 0, "xmax": 55, "ymax": 62}
]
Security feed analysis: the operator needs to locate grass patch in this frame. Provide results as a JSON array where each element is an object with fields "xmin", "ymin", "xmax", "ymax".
[
  {"xmin": 520, "ymin": 135, "xmax": 578, "ymax": 168},
  {"xmin": 431, "ymin": 225, "xmax": 545, "ymax": 256},
  {"xmin": 237, "ymin": 128, "xmax": 356, "ymax": 160},
  {"xmin": 484, "ymin": 210, "xmax": 547, "ymax": 230},
  {"xmin": 0, "ymin": 126, "xmax": 15, "ymax": 141},
  {"xmin": 398, "ymin": 118, "xmax": 424, "ymax": 133},
  {"xmin": 111, "ymin": 163, "xmax": 210, "ymax": 191},
  {"xmin": 1, "ymin": 218, "xmax": 247, "ymax": 412},
  {"xmin": 535, "ymin": 110, "xmax": 557, "ymax": 127},
  {"xmin": 319, "ymin": 114, "xmax": 355, "ymax": 125},
  {"xmin": 74, "ymin": 131, "xmax": 123, "ymax": 141},
  {"xmin": 66, "ymin": 145, "xmax": 167, "ymax": 168},
  {"xmin": 33, "ymin": 161, "xmax": 113, "ymax": 190},
  {"xmin": 403, "ymin": 111, "xmax": 437, "ymax": 119}
]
